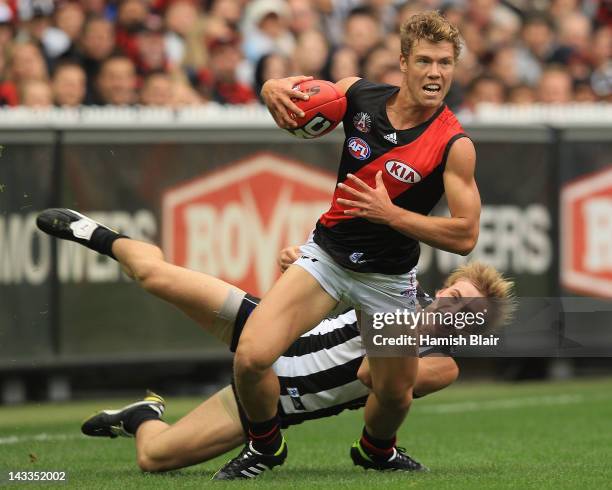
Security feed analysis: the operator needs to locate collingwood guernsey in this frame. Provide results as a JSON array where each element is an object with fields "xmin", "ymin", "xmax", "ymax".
[{"xmin": 230, "ymin": 287, "xmax": 447, "ymax": 428}]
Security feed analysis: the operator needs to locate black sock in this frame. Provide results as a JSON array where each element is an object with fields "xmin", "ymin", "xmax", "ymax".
[
  {"xmin": 248, "ymin": 414, "xmax": 283, "ymax": 454},
  {"xmin": 89, "ymin": 228, "xmax": 128, "ymax": 260},
  {"xmin": 123, "ymin": 407, "xmax": 162, "ymax": 435},
  {"xmin": 360, "ymin": 427, "xmax": 396, "ymax": 459}
]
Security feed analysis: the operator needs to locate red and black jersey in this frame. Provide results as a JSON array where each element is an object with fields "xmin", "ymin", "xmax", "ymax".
[{"xmin": 314, "ymin": 78, "xmax": 468, "ymax": 274}]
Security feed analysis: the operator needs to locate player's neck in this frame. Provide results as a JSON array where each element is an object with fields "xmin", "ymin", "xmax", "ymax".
[{"xmin": 386, "ymin": 91, "xmax": 441, "ymax": 130}]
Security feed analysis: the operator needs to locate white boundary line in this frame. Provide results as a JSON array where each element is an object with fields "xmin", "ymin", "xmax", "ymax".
[
  {"xmin": 0, "ymin": 394, "xmax": 591, "ymax": 445},
  {"xmin": 418, "ymin": 394, "xmax": 584, "ymax": 414},
  {"xmin": 0, "ymin": 433, "xmax": 85, "ymax": 446}
]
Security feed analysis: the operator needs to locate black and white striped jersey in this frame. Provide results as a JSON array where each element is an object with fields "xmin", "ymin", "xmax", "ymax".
[{"xmin": 231, "ymin": 286, "xmax": 445, "ymax": 428}]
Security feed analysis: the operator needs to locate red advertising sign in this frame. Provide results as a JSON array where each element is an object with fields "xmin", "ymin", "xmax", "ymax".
[
  {"xmin": 162, "ymin": 152, "xmax": 336, "ymax": 296},
  {"xmin": 561, "ymin": 166, "xmax": 612, "ymax": 298}
]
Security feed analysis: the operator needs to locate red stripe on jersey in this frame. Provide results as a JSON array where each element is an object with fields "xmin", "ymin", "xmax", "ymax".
[{"xmin": 320, "ymin": 106, "xmax": 464, "ymax": 228}]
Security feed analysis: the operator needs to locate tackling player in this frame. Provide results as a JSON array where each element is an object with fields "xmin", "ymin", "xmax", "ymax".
[
  {"xmin": 226, "ymin": 11, "xmax": 482, "ymax": 479},
  {"xmin": 36, "ymin": 208, "xmax": 513, "ymax": 474}
]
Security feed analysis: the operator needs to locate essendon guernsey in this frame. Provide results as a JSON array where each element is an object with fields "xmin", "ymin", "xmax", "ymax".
[{"xmin": 314, "ymin": 79, "xmax": 468, "ymax": 274}]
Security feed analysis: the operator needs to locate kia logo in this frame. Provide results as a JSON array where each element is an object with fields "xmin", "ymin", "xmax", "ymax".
[{"xmin": 385, "ymin": 160, "xmax": 421, "ymax": 183}]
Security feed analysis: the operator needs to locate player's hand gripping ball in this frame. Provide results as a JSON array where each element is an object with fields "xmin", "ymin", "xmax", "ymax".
[{"xmin": 287, "ymin": 80, "xmax": 347, "ymax": 139}]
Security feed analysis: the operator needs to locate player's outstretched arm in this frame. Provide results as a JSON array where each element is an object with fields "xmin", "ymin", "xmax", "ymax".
[
  {"xmin": 337, "ymin": 137, "xmax": 480, "ymax": 255},
  {"xmin": 357, "ymin": 356, "xmax": 459, "ymax": 397}
]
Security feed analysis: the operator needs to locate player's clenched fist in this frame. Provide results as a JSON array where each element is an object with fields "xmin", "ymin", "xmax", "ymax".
[
  {"xmin": 278, "ymin": 245, "xmax": 301, "ymax": 272},
  {"xmin": 260, "ymin": 75, "xmax": 313, "ymax": 129}
]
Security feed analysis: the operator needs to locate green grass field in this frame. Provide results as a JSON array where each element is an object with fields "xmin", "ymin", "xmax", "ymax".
[{"xmin": 2, "ymin": 377, "xmax": 612, "ymax": 489}]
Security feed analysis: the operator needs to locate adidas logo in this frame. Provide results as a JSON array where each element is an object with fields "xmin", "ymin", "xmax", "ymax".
[{"xmin": 384, "ymin": 132, "xmax": 397, "ymax": 144}]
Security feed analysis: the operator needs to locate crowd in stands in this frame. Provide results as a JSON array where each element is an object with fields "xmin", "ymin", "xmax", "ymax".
[{"xmin": 0, "ymin": 0, "xmax": 609, "ymax": 112}]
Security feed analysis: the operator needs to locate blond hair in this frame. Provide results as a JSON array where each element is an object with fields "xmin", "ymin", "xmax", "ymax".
[
  {"xmin": 400, "ymin": 11, "xmax": 462, "ymax": 60},
  {"xmin": 444, "ymin": 261, "xmax": 516, "ymax": 329}
]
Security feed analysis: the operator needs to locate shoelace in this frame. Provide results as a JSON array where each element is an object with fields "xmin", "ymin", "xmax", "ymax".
[{"xmin": 394, "ymin": 446, "xmax": 421, "ymax": 469}]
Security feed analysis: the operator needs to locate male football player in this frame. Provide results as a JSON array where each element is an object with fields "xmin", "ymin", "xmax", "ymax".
[
  {"xmin": 227, "ymin": 11, "xmax": 481, "ymax": 478},
  {"xmin": 36, "ymin": 208, "xmax": 513, "ymax": 475}
]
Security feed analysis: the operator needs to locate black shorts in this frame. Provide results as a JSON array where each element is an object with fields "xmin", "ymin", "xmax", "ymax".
[{"xmin": 229, "ymin": 293, "xmax": 260, "ymax": 352}]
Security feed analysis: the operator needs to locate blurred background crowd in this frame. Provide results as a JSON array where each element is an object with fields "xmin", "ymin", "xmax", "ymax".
[{"xmin": 0, "ymin": 0, "xmax": 610, "ymax": 112}]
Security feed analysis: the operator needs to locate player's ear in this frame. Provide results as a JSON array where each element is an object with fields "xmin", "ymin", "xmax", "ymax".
[{"xmin": 399, "ymin": 54, "xmax": 408, "ymax": 73}]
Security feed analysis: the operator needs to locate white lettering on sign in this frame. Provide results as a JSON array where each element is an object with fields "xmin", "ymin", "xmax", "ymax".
[
  {"xmin": 583, "ymin": 197, "xmax": 612, "ymax": 272},
  {"xmin": 418, "ymin": 204, "xmax": 552, "ymax": 274},
  {"xmin": 184, "ymin": 184, "xmax": 328, "ymax": 293},
  {"xmin": 0, "ymin": 212, "xmax": 50, "ymax": 285},
  {"xmin": 0, "ymin": 210, "xmax": 156, "ymax": 285}
]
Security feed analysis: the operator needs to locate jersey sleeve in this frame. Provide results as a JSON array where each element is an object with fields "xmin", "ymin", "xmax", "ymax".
[{"xmin": 342, "ymin": 78, "xmax": 376, "ymax": 132}]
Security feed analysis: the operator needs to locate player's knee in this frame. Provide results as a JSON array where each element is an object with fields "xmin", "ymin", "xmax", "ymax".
[
  {"xmin": 446, "ymin": 361, "xmax": 460, "ymax": 385},
  {"xmin": 137, "ymin": 452, "xmax": 166, "ymax": 473},
  {"xmin": 234, "ymin": 343, "xmax": 274, "ymax": 379},
  {"xmin": 373, "ymin": 384, "xmax": 414, "ymax": 412},
  {"xmin": 133, "ymin": 260, "xmax": 168, "ymax": 294}
]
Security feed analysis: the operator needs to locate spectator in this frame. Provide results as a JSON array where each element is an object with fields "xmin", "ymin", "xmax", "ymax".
[
  {"xmin": 198, "ymin": 34, "xmax": 256, "ymax": 104},
  {"xmin": 465, "ymin": 74, "xmax": 507, "ymax": 109},
  {"xmin": 135, "ymin": 24, "xmax": 168, "ymax": 75},
  {"xmin": 508, "ymin": 84, "xmax": 537, "ymax": 105},
  {"xmin": 489, "ymin": 46, "xmax": 522, "ymax": 88},
  {"xmin": 288, "ymin": 0, "xmax": 322, "ymax": 35},
  {"xmin": 115, "ymin": 0, "xmax": 149, "ymax": 62},
  {"xmin": 591, "ymin": 27, "xmax": 611, "ymax": 98},
  {"xmin": 0, "ymin": 46, "xmax": 18, "ymax": 106},
  {"xmin": 573, "ymin": 80, "xmax": 597, "ymax": 102},
  {"xmin": 210, "ymin": 0, "xmax": 242, "ymax": 28},
  {"xmin": 80, "ymin": 0, "xmax": 109, "ymax": 17},
  {"xmin": 556, "ymin": 12, "xmax": 593, "ymax": 82},
  {"xmin": 0, "ymin": 3, "xmax": 14, "ymax": 48},
  {"xmin": 515, "ymin": 13, "xmax": 556, "ymax": 84},
  {"xmin": 380, "ymin": 66, "xmax": 403, "ymax": 86},
  {"xmin": 0, "ymin": 0, "xmax": 605, "ymax": 109},
  {"xmin": 20, "ymin": 79, "xmax": 53, "ymax": 107},
  {"xmin": 549, "ymin": 0, "xmax": 580, "ymax": 20},
  {"xmin": 537, "ymin": 65, "xmax": 573, "ymax": 104},
  {"xmin": 171, "ymin": 79, "xmax": 205, "ymax": 106},
  {"xmin": 242, "ymin": 0, "xmax": 295, "ymax": 63},
  {"xmin": 77, "ymin": 17, "xmax": 116, "ymax": 101},
  {"xmin": 363, "ymin": 44, "xmax": 396, "ymax": 83},
  {"xmin": 52, "ymin": 62, "xmax": 86, "ymax": 107},
  {"xmin": 254, "ymin": 53, "xmax": 292, "ymax": 98},
  {"xmin": 9, "ymin": 42, "xmax": 49, "ymax": 85},
  {"xmin": 140, "ymin": 72, "xmax": 173, "ymax": 106},
  {"xmin": 293, "ymin": 30, "xmax": 329, "ymax": 79},
  {"xmin": 164, "ymin": 1, "xmax": 201, "ymax": 69},
  {"xmin": 95, "ymin": 55, "xmax": 138, "ymax": 105},
  {"xmin": 53, "ymin": 2, "xmax": 86, "ymax": 59},
  {"xmin": 325, "ymin": 47, "xmax": 359, "ymax": 82},
  {"xmin": 343, "ymin": 7, "xmax": 382, "ymax": 64}
]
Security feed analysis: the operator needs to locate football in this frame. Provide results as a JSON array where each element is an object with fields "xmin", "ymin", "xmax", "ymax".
[{"xmin": 287, "ymin": 80, "xmax": 347, "ymax": 139}]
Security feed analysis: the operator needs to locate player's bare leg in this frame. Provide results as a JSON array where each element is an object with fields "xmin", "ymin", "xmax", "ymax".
[
  {"xmin": 135, "ymin": 386, "xmax": 245, "ymax": 472},
  {"xmin": 111, "ymin": 238, "xmax": 244, "ymax": 340},
  {"xmin": 36, "ymin": 208, "xmax": 244, "ymax": 342},
  {"xmin": 233, "ymin": 265, "xmax": 337, "ymax": 421},
  {"xmin": 214, "ymin": 265, "xmax": 337, "ymax": 480},
  {"xmin": 364, "ymin": 356, "xmax": 418, "ymax": 438},
  {"xmin": 351, "ymin": 355, "xmax": 427, "ymax": 471}
]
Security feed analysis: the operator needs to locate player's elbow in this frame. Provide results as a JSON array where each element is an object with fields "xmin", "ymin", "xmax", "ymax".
[
  {"xmin": 137, "ymin": 453, "xmax": 168, "ymax": 473},
  {"xmin": 456, "ymin": 237, "xmax": 476, "ymax": 256},
  {"xmin": 456, "ymin": 225, "xmax": 479, "ymax": 255}
]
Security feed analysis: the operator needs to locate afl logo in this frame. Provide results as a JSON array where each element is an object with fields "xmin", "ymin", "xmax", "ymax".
[
  {"xmin": 385, "ymin": 160, "xmax": 421, "ymax": 183},
  {"xmin": 347, "ymin": 137, "xmax": 371, "ymax": 160}
]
